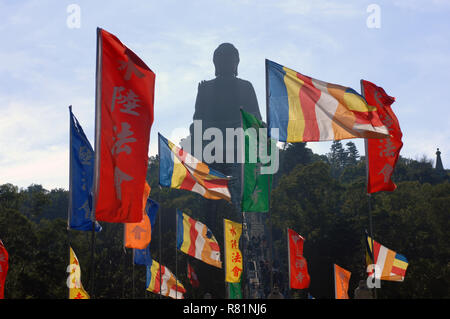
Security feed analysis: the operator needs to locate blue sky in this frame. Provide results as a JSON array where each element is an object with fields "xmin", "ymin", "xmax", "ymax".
[{"xmin": 0, "ymin": 0, "xmax": 449, "ymax": 190}]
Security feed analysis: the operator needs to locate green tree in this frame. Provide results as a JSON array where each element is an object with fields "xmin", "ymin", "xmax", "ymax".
[
  {"xmin": 327, "ymin": 141, "xmax": 346, "ymax": 178},
  {"xmin": 345, "ymin": 141, "xmax": 359, "ymax": 166}
]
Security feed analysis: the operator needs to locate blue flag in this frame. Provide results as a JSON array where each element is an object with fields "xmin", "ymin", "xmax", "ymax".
[
  {"xmin": 68, "ymin": 106, "xmax": 101, "ymax": 232},
  {"xmin": 146, "ymin": 198, "xmax": 159, "ymax": 229},
  {"xmin": 134, "ymin": 198, "xmax": 159, "ymax": 265},
  {"xmin": 134, "ymin": 245, "xmax": 152, "ymax": 266}
]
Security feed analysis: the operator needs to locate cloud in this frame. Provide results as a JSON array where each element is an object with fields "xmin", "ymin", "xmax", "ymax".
[
  {"xmin": 0, "ymin": 148, "xmax": 68, "ymax": 191},
  {"xmin": 1, "ymin": 0, "xmax": 449, "ymax": 190},
  {"xmin": 268, "ymin": 0, "xmax": 362, "ymax": 17},
  {"xmin": 392, "ymin": 0, "xmax": 450, "ymax": 11}
]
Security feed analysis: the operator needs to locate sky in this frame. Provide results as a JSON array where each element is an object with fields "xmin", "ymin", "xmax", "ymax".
[{"xmin": 0, "ymin": 0, "xmax": 449, "ymax": 191}]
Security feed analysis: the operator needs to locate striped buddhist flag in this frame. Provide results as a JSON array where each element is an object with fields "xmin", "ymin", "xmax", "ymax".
[
  {"xmin": 158, "ymin": 133, "xmax": 231, "ymax": 201},
  {"xmin": 176, "ymin": 210, "xmax": 222, "ymax": 269},
  {"xmin": 366, "ymin": 234, "xmax": 408, "ymax": 281},
  {"xmin": 266, "ymin": 59, "xmax": 390, "ymax": 143},
  {"xmin": 146, "ymin": 259, "xmax": 186, "ymax": 299}
]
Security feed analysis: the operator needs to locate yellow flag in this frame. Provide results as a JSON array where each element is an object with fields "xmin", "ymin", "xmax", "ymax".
[
  {"xmin": 224, "ymin": 219, "xmax": 243, "ymax": 283},
  {"xmin": 68, "ymin": 247, "xmax": 90, "ymax": 299}
]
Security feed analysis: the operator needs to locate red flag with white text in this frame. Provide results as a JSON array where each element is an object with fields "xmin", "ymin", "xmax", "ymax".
[
  {"xmin": 93, "ymin": 28, "xmax": 155, "ymax": 223},
  {"xmin": 0, "ymin": 239, "xmax": 9, "ymax": 299},
  {"xmin": 362, "ymin": 80, "xmax": 402, "ymax": 193},
  {"xmin": 287, "ymin": 229, "xmax": 310, "ymax": 289}
]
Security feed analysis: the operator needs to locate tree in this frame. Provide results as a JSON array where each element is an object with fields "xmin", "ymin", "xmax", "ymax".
[
  {"xmin": 327, "ymin": 141, "xmax": 346, "ymax": 178},
  {"xmin": 345, "ymin": 141, "xmax": 359, "ymax": 166},
  {"xmin": 19, "ymin": 184, "xmax": 50, "ymax": 220}
]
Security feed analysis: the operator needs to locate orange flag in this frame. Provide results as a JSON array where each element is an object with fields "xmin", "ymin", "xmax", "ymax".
[
  {"xmin": 334, "ymin": 264, "xmax": 351, "ymax": 299},
  {"xmin": 124, "ymin": 182, "xmax": 152, "ymax": 249}
]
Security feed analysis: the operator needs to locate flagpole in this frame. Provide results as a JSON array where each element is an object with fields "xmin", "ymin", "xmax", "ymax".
[
  {"xmin": 367, "ymin": 192, "xmax": 377, "ymax": 299},
  {"xmin": 223, "ymin": 218, "xmax": 228, "ymax": 299},
  {"xmin": 88, "ymin": 218, "xmax": 96, "ymax": 298},
  {"xmin": 333, "ymin": 264, "xmax": 337, "ymax": 299},
  {"xmin": 89, "ymin": 26, "xmax": 103, "ymax": 300},
  {"xmin": 265, "ymin": 59, "xmax": 274, "ymax": 296},
  {"xmin": 132, "ymin": 249, "xmax": 135, "ymax": 299},
  {"xmin": 67, "ymin": 105, "xmax": 73, "ymax": 300},
  {"xmin": 67, "ymin": 235, "xmax": 71, "ymax": 300},
  {"xmin": 175, "ymin": 209, "xmax": 178, "ymax": 300},
  {"xmin": 239, "ymin": 109, "xmax": 247, "ymax": 299},
  {"xmin": 157, "ymin": 135, "xmax": 162, "ymax": 299},
  {"xmin": 158, "ymin": 186, "xmax": 162, "ymax": 299},
  {"xmin": 286, "ymin": 228, "xmax": 291, "ymax": 299},
  {"xmin": 361, "ymin": 80, "xmax": 377, "ymax": 299},
  {"xmin": 68, "ymin": 106, "xmax": 73, "ymax": 233}
]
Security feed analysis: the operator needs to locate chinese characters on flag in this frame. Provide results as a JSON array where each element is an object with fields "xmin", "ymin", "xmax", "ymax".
[
  {"xmin": 68, "ymin": 247, "xmax": 90, "ymax": 299},
  {"xmin": 93, "ymin": 28, "xmax": 155, "ymax": 223},
  {"xmin": 362, "ymin": 80, "xmax": 403, "ymax": 193},
  {"xmin": 287, "ymin": 228, "xmax": 310, "ymax": 289},
  {"xmin": 224, "ymin": 219, "xmax": 243, "ymax": 283}
]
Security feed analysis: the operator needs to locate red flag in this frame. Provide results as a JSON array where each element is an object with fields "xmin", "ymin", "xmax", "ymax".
[
  {"xmin": 287, "ymin": 229, "xmax": 310, "ymax": 289},
  {"xmin": 0, "ymin": 240, "xmax": 8, "ymax": 299},
  {"xmin": 362, "ymin": 80, "xmax": 403, "ymax": 193},
  {"xmin": 187, "ymin": 262, "xmax": 200, "ymax": 288},
  {"xmin": 93, "ymin": 28, "xmax": 155, "ymax": 223}
]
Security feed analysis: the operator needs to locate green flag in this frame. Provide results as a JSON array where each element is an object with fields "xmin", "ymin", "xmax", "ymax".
[
  {"xmin": 228, "ymin": 282, "xmax": 243, "ymax": 299},
  {"xmin": 240, "ymin": 109, "xmax": 273, "ymax": 213}
]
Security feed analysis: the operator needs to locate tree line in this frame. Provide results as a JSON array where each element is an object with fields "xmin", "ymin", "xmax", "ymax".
[{"xmin": 0, "ymin": 141, "xmax": 448, "ymax": 299}]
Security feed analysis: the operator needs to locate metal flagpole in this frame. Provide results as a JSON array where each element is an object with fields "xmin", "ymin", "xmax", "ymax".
[
  {"xmin": 361, "ymin": 80, "xmax": 377, "ymax": 299},
  {"xmin": 239, "ymin": 108, "xmax": 247, "ymax": 299},
  {"xmin": 286, "ymin": 228, "xmax": 291, "ymax": 299},
  {"xmin": 158, "ymin": 186, "xmax": 162, "ymax": 299},
  {"xmin": 224, "ymin": 218, "xmax": 228, "ymax": 299},
  {"xmin": 88, "ymin": 218, "xmax": 96, "ymax": 298},
  {"xmin": 132, "ymin": 249, "xmax": 135, "ymax": 299},
  {"xmin": 265, "ymin": 59, "xmax": 274, "ymax": 295},
  {"xmin": 67, "ymin": 105, "xmax": 73, "ymax": 300},
  {"xmin": 175, "ymin": 209, "xmax": 178, "ymax": 299},
  {"xmin": 333, "ymin": 264, "xmax": 337, "ymax": 299},
  {"xmin": 89, "ymin": 26, "xmax": 103, "ymax": 300},
  {"xmin": 157, "ymin": 135, "xmax": 162, "ymax": 299},
  {"xmin": 367, "ymin": 192, "xmax": 377, "ymax": 299}
]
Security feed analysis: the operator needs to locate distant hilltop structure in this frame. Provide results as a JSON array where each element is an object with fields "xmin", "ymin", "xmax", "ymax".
[{"xmin": 435, "ymin": 148, "xmax": 444, "ymax": 172}]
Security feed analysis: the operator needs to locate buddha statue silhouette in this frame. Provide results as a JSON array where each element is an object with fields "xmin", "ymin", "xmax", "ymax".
[{"xmin": 187, "ymin": 43, "xmax": 262, "ymax": 207}]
